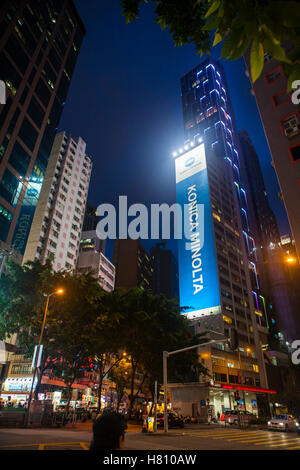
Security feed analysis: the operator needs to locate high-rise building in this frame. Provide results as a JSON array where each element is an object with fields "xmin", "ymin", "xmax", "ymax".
[
  {"xmin": 170, "ymin": 59, "xmax": 275, "ymax": 419},
  {"xmin": 150, "ymin": 242, "xmax": 179, "ymax": 299},
  {"xmin": 0, "ymin": 0, "xmax": 85, "ymax": 255},
  {"xmin": 113, "ymin": 239, "xmax": 153, "ymax": 291},
  {"xmin": 266, "ymin": 235, "xmax": 300, "ymax": 340},
  {"xmin": 23, "ymin": 132, "xmax": 92, "ymax": 271},
  {"xmin": 244, "ymin": 49, "xmax": 300, "ymax": 260},
  {"xmin": 82, "ymin": 203, "xmax": 98, "ymax": 232},
  {"xmin": 77, "ymin": 230, "xmax": 115, "ymax": 292},
  {"xmin": 238, "ymin": 130, "xmax": 300, "ymax": 341},
  {"xmin": 239, "ymin": 130, "xmax": 280, "ymax": 249}
]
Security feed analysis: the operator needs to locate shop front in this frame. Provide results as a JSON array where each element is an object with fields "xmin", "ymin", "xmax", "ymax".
[
  {"xmin": 169, "ymin": 382, "xmax": 276, "ymax": 421},
  {"xmin": 209, "ymin": 385, "xmax": 259, "ymax": 417},
  {"xmin": 0, "ymin": 377, "xmax": 37, "ymax": 406}
]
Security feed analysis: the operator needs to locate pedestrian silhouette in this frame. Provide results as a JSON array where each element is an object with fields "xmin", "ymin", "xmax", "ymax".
[{"xmin": 90, "ymin": 411, "xmax": 128, "ymax": 451}]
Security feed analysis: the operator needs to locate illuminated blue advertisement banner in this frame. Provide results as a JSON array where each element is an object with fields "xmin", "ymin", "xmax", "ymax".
[{"xmin": 175, "ymin": 144, "xmax": 221, "ymax": 318}]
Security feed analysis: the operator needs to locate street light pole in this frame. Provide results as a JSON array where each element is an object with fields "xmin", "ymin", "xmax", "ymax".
[
  {"xmin": 24, "ymin": 289, "xmax": 64, "ymax": 427},
  {"xmin": 162, "ymin": 337, "xmax": 228, "ymax": 433},
  {"xmin": 163, "ymin": 351, "xmax": 168, "ymax": 433},
  {"xmin": 154, "ymin": 380, "xmax": 158, "ymax": 433}
]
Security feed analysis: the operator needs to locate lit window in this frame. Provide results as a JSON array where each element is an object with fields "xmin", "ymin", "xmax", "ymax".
[{"xmin": 281, "ymin": 114, "xmax": 300, "ymax": 139}]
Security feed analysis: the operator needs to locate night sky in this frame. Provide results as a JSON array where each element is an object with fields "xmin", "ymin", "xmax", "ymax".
[{"xmin": 59, "ymin": 1, "xmax": 290, "ymax": 260}]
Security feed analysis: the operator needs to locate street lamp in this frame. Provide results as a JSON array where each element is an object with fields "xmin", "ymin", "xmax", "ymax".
[{"xmin": 25, "ymin": 288, "xmax": 64, "ymax": 427}]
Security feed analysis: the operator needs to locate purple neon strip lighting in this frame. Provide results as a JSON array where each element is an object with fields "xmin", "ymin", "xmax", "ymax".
[{"xmin": 250, "ymin": 262, "xmax": 259, "ymax": 290}]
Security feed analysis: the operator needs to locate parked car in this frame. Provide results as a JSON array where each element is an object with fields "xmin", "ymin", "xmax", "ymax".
[
  {"xmin": 268, "ymin": 414, "xmax": 299, "ymax": 432},
  {"xmin": 157, "ymin": 412, "xmax": 184, "ymax": 429},
  {"xmin": 224, "ymin": 410, "xmax": 255, "ymax": 425}
]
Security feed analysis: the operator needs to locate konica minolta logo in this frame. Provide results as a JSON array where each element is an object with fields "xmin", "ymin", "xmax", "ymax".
[
  {"xmin": 0, "ymin": 80, "xmax": 6, "ymax": 105},
  {"xmin": 185, "ymin": 157, "xmax": 195, "ymax": 168}
]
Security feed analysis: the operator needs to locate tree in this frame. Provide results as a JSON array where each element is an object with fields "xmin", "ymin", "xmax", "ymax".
[
  {"xmin": 108, "ymin": 288, "xmax": 209, "ymax": 418},
  {"xmin": 0, "ymin": 259, "xmax": 64, "ymax": 397},
  {"xmin": 121, "ymin": 0, "xmax": 300, "ymax": 87},
  {"xmin": 40, "ymin": 269, "xmax": 107, "ymax": 412},
  {"xmin": 108, "ymin": 360, "xmax": 131, "ymax": 411},
  {"xmin": 0, "ymin": 260, "xmax": 106, "ymax": 407},
  {"xmin": 88, "ymin": 289, "xmax": 128, "ymax": 413}
]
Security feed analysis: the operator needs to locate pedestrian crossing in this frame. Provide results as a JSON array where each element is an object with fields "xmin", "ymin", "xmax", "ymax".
[{"xmin": 181, "ymin": 429, "xmax": 300, "ymax": 449}]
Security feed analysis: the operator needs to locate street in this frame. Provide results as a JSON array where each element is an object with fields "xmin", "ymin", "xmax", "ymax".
[{"xmin": 0, "ymin": 424, "xmax": 300, "ymax": 450}]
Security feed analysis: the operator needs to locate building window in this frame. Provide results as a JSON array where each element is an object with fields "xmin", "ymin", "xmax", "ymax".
[
  {"xmin": 265, "ymin": 66, "xmax": 284, "ymax": 85},
  {"xmin": 11, "ymin": 363, "xmax": 32, "ymax": 375},
  {"xmin": 272, "ymin": 89, "xmax": 290, "ymax": 107},
  {"xmin": 281, "ymin": 114, "xmax": 300, "ymax": 139},
  {"xmin": 0, "ymin": 169, "xmax": 20, "ymax": 206},
  {"xmin": 18, "ymin": 117, "xmax": 38, "ymax": 151},
  {"xmin": 264, "ymin": 53, "xmax": 272, "ymax": 63},
  {"xmin": 289, "ymin": 144, "xmax": 300, "ymax": 163},
  {"xmin": 185, "ymin": 120, "xmax": 194, "ymax": 129}
]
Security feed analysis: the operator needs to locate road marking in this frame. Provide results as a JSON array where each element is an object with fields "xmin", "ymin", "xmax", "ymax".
[
  {"xmin": 213, "ymin": 433, "xmax": 264, "ymax": 440},
  {"xmin": 240, "ymin": 436, "xmax": 291, "ymax": 443},
  {"xmin": 0, "ymin": 442, "xmax": 88, "ymax": 449},
  {"xmin": 227, "ymin": 434, "xmax": 277, "ymax": 442},
  {"xmin": 0, "ymin": 443, "xmax": 39, "ymax": 448},
  {"xmin": 268, "ymin": 439, "xmax": 300, "ymax": 447},
  {"xmin": 254, "ymin": 438, "xmax": 295, "ymax": 446},
  {"xmin": 186, "ymin": 431, "xmax": 262, "ymax": 438},
  {"xmin": 80, "ymin": 442, "xmax": 89, "ymax": 450}
]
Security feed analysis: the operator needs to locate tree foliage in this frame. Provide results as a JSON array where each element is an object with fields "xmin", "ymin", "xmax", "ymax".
[
  {"xmin": 0, "ymin": 260, "xmax": 209, "ymax": 415},
  {"xmin": 104, "ymin": 288, "xmax": 209, "ymax": 416},
  {"xmin": 0, "ymin": 260, "xmax": 107, "ymax": 404},
  {"xmin": 121, "ymin": 0, "xmax": 300, "ymax": 87}
]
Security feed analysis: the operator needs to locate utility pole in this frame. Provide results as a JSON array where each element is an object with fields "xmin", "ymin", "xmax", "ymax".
[
  {"xmin": 162, "ymin": 335, "xmax": 228, "ymax": 433},
  {"xmin": 154, "ymin": 380, "xmax": 158, "ymax": 433}
]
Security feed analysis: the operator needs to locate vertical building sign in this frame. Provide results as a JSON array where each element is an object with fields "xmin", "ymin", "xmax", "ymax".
[{"xmin": 175, "ymin": 143, "xmax": 221, "ymax": 319}]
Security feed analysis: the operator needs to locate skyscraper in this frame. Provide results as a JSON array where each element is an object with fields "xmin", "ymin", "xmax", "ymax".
[
  {"xmin": 82, "ymin": 203, "xmax": 99, "ymax": 232},
  {"xmin": 150, "ymin": 242, "xmax": 179, "ymax": 299},
  {"xmin": 0, "ymin": 0, "xmax": 85, "ymax": 255},
  {"xmin": 113, "ymin": 239, "xmax": 153, "ymax": 291},
  {"xmin": 170, "ymin": 59, "xmax": 275, "ymax": 418},
  {"xmin": 239, "ymin": 130, "xmax": 280, "ymax": 250},
  {"xmin": 244, "ymin": 49, "xmax": 300, "ymax": 260},
  {"xmin": 238, "ymin": 130, "xmax": 300, "ymax": 340},
  {"xmin": 23, "ymin": 132, "xmax": 92, "ymax": 271}
]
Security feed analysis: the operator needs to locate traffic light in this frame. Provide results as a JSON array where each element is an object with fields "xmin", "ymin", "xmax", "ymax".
[{"xmin": 229, "ymin": 327, "xmax": 239, "ymax": 350}]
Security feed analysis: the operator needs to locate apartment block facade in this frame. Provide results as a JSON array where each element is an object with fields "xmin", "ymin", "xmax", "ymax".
[
  {"xmin": 23, "ymin": 132, "xmax": 92, "ymax": 271},
  {"xmin": 77, "ymin": 230, "xmax": 115, "ymax": 292},
  {"xmin": 244, "ymin": 49, "xmax": 300, "ymax": 260}
]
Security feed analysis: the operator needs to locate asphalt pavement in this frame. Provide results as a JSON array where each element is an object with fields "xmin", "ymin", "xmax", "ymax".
[{"xmin": 0, "ymin": 423, "xmax": 300, "ymax": 450}]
